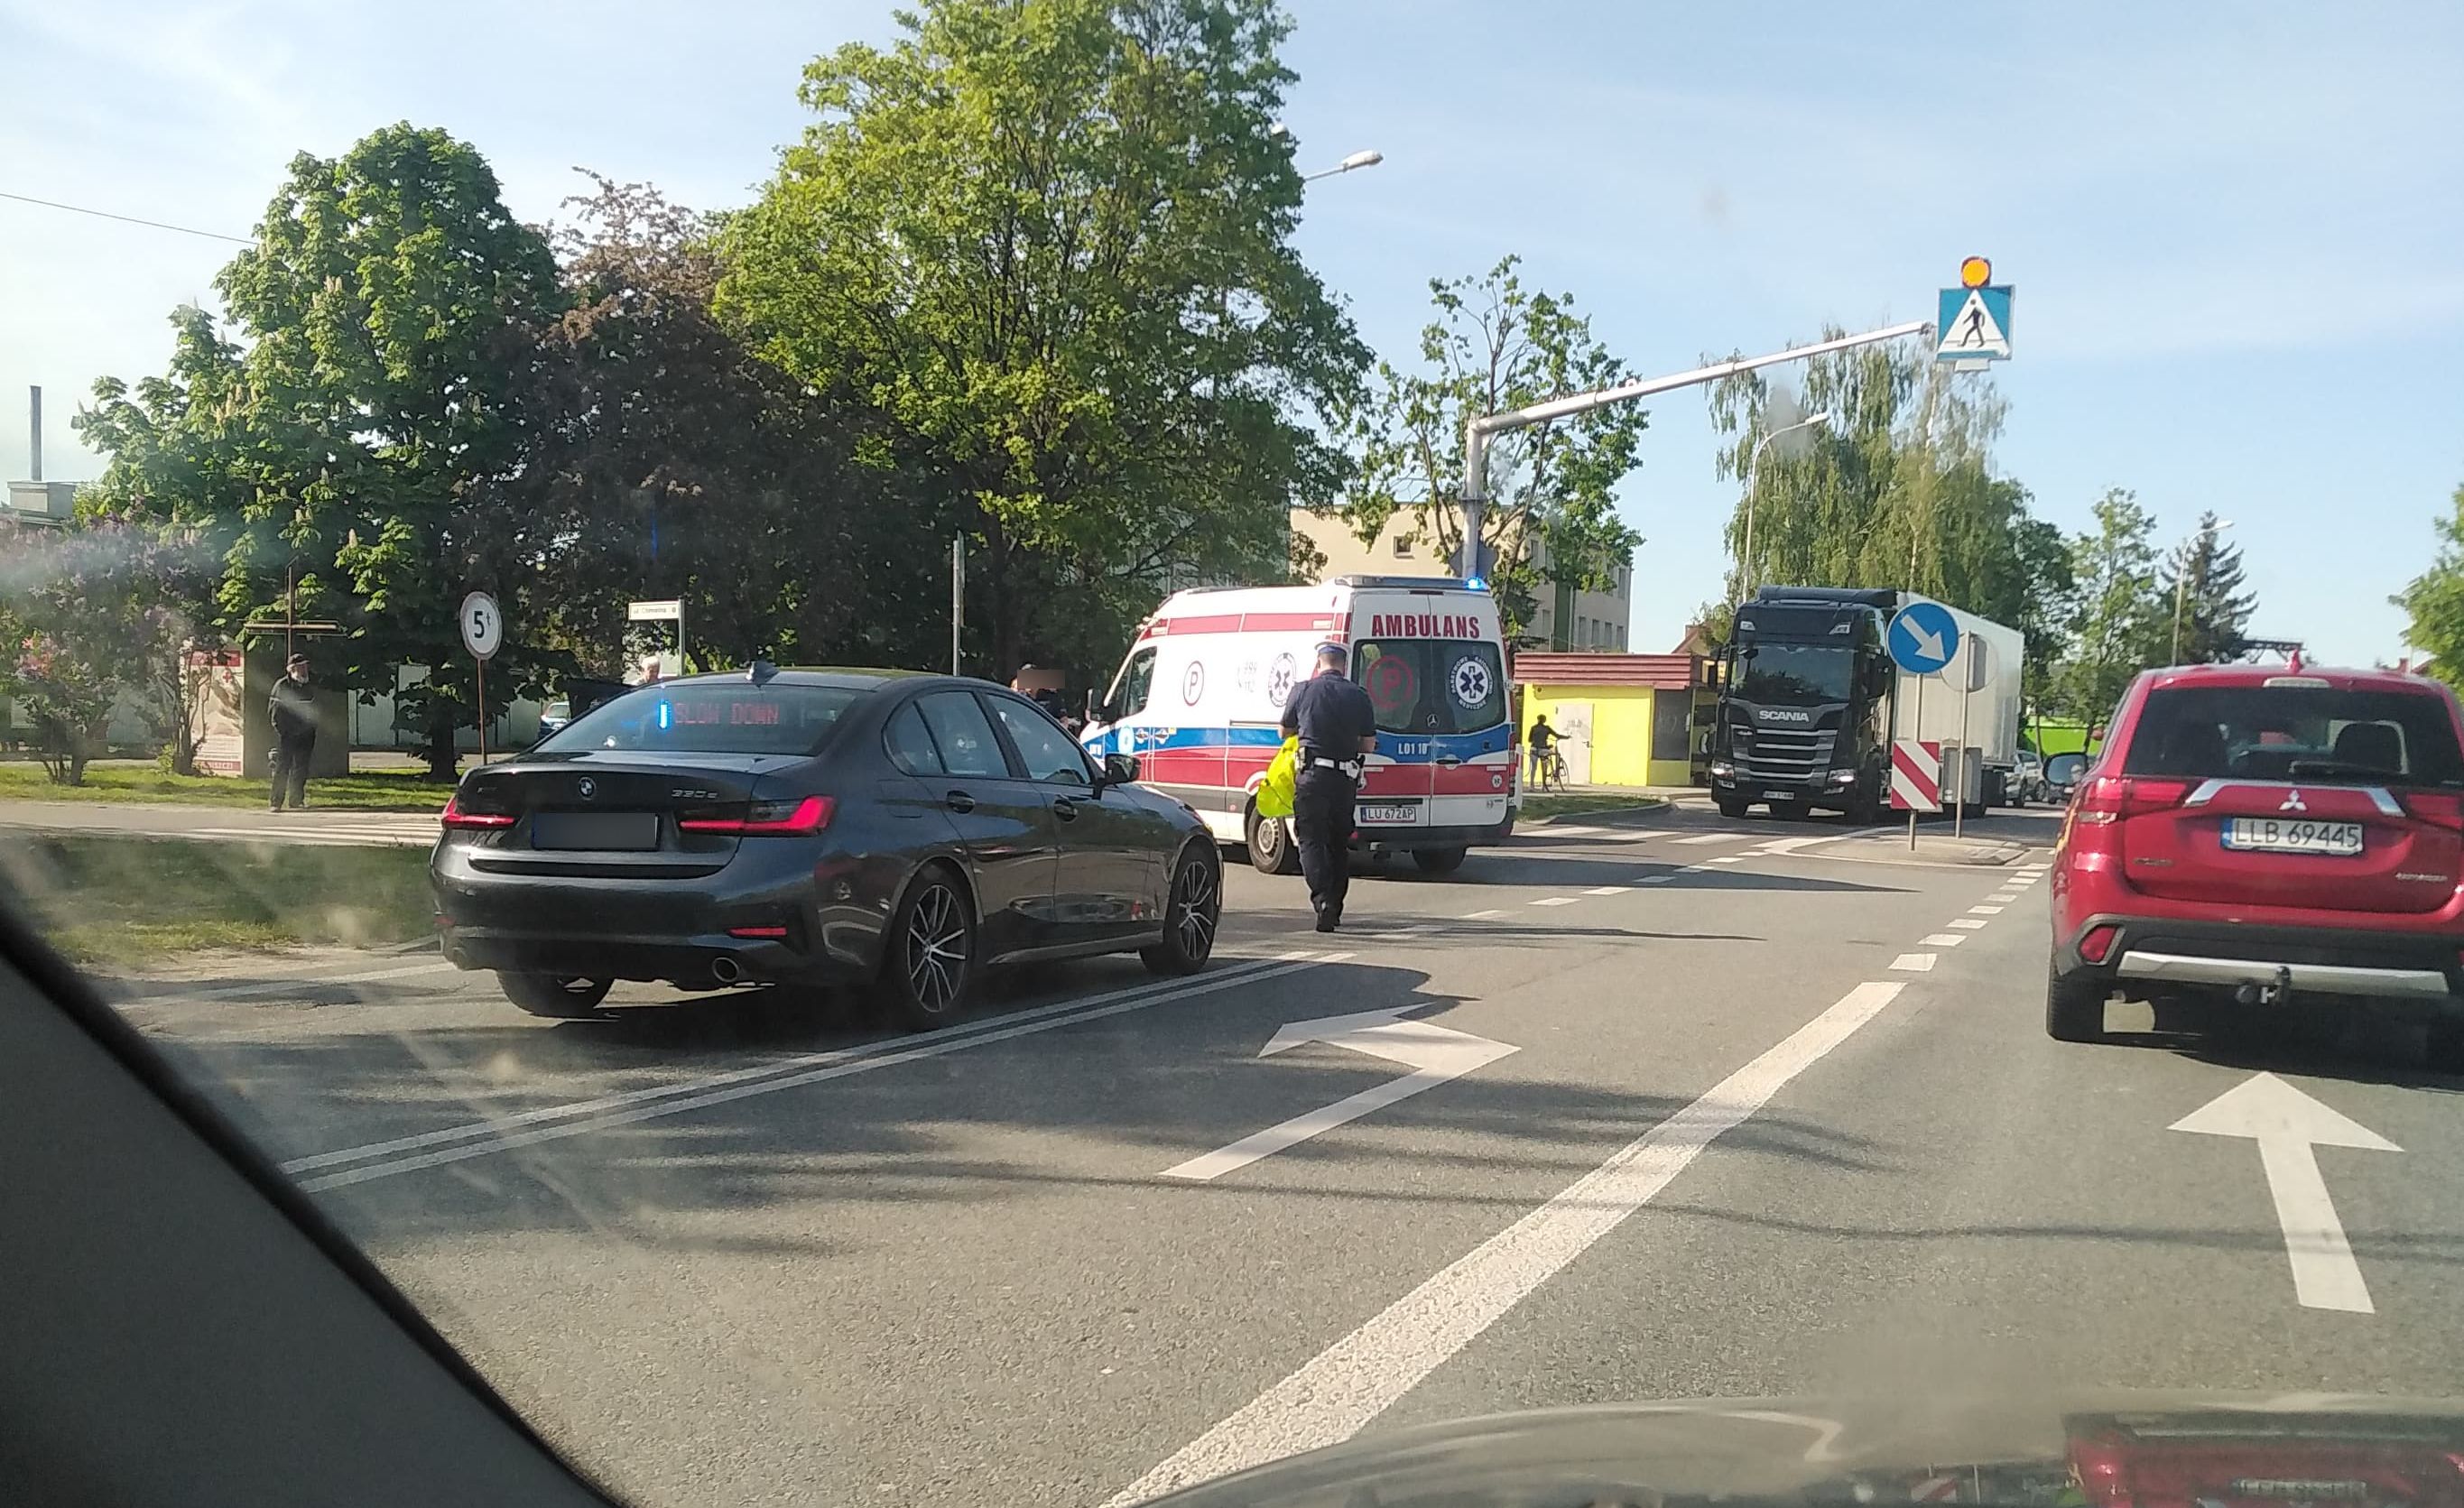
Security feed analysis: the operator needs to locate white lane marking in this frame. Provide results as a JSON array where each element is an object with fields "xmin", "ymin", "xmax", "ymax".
[
  {"xmin": 1889, "ymin": 953, "xmax": 1935, "ymax": 972},
  {"xmin": 1461, "ymin": 909, "xmax": 1505, "ymax": 920},
  {"xmin": 2171, "ymin": 1072, "xmax": 2399, "ymax": 1314},
  {"xmin": 1529, "ymin": 895, "xmax": 1579, "ymax": 907},
  {"xmin": 1921, "ymin": 933, "xmax": 1967, "ymax": 948},
  {"xmin": 1637, "ymin": 875, "xmax": 1674, "ymax": 884},
  {"xmin": 1584, "ymin": 885, "xmax": 1631, "ymax": 896},
  {"xmin": 142, "ymin": 959, "xmax": 460, "ymax": 1003},
  {"xmin": 288, "ymin": 954, "xmax": 1328, "ymax": 1188},
  {"xmin": 1706, "ymin": 856, "xmax": 1742, "ymax": 866},
  {"xmin": 1548, "ymin": 825, "xmax": 1605, "ymax": 837},
  {"xmin": 1160, "ymin": 1011, "xmax": 1518, "ymax": 1182},
  {"xmin": 1989, "ymin": 893, "xmax": 2022, "ymax": 903},
  {"xmin": 1671, "ymin": 833, "xmax": 1743, "ymax": 846},
  {"xmin": 1947, "ymin": 919, "xmax": 1987, "ymax": 930},
  {"xmin": 1752, "ymin": 836, "xmax": 1834, "ymax": 856},
  {"xmin": 1103, "ymin": 980, "xmax": 1909, "ymax": 1507},
  {"xmin": 2018, "ymin": 863, "xmax": 2050, "ymax": 872},
  {"xmin": 1968, "ymin": 904, "xmax": 2005, "ymax": 915}
]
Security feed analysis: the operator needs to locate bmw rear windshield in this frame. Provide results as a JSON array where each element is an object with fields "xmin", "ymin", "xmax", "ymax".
[
  {"xmin": 535, "ymin": 683, "xmax": 862, "ymax": 756},
  {"xmin": 2120, "ymin": 684, "xmax": 2464, "ymax": 788}
]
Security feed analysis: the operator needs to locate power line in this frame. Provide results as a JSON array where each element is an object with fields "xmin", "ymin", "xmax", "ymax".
[{"xmin": 0, "ymin": 190, "xmax": 251, "ymax": 245}]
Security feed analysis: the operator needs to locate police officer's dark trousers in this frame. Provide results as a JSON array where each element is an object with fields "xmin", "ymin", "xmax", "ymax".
[{"xmin": 1292, "ymin": 765, "xmax": 1357, "ymax": 924}]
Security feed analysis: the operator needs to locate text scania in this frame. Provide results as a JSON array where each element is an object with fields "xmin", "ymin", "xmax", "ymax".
[{"xmin": 1369, "ymin": 613, "xmax": 1484, "ymax": 638}]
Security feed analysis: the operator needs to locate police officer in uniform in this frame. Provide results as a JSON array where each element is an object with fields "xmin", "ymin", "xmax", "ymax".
[{"xmin": 1278, "ymin": 642, "xmax": 1379, "ymax": 932}]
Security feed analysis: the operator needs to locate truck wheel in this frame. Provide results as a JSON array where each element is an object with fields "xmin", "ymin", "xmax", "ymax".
[
  {"xmin": 2045, "ymin": 958, "xmax": 2111, "ymax": 1043},
  {"xmin": 1716, "ymin": 796, "xmax": 1749, "ymax": 820},
  {"xmin": 1246, "ymin": 802, "xmax": 1301, "ymax": 875}
]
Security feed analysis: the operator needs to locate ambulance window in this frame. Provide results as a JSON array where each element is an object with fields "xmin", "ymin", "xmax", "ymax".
[
  {"xmin": 1354, "ymin": 639, "xmax": 1506, "ymax": 735},
  {"xmin": 1111, "ymin": 646, "xmax": 1158, "ymax": 716}
]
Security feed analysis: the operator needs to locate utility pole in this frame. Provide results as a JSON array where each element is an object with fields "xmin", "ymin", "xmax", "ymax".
[
  {"xmin": 1455, "ymin": 320, "xmax": 1932, "ymax": 580},
  {"xmin": 950, "ymin": 533, "xmax": 966, "ymax": 677}
]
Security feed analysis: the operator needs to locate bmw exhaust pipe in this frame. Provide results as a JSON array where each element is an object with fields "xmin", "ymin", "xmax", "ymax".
[{"xmin": 711, "ymin": 956, "xmax": 744, "ymax": 985}]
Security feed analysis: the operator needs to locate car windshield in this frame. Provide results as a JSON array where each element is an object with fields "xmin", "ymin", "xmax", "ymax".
[
  {"xmin": 12, "ymin": 6, "xmax": 2464, "ymax": 1508},
  {"xmin": 1736, "ymin": 643, "xmax": 1855, "ymax": 706},
  {"xmin": 536, "ymin": 683, "xmax": 859, "ymax": 757},
  {"xmin": 2122, "ymin": 685, "xmax": 2464, "ymax": 787}
]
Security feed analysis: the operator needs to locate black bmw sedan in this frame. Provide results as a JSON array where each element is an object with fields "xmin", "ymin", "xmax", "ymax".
[{"xmin": 431, "ymin": 666, "xmax": 1223, "ymax": 1028}]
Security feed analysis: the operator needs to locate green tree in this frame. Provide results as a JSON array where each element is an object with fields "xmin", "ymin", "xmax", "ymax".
[
  {"xmin": 2054, "ymin": 487, "xmax": 2164, "ymax": 720},
  {"xmin": 1709, "ymin": 335, "xmax": 2024, "ymax": 618},
  {"xmin": 515, "ymin": 174, "xmax": 941, "ymax": 679},
  {"xmin": 2393, "ymin": 483, "xmax": 2464, "ymax": 688},
  {"xmin": 1334, "ymin": 255, "xmax": 1645, "ymax": 644},
  {"xmin": 2009, "ymin": 512, "xmax": 2078, "ymax": 745},
  {"xmin": 717, "ymin": 0, "xmax": 1366, "ymax": 677},
  {"xmin": 2158, "ymin": 510, "xmax": 2256, "ymax": 664},
  {"xmin": 206, "ymin": 122, "xmax": 567, "ymax": 775}
]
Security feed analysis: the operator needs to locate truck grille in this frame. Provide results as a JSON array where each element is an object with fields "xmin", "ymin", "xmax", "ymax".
[{"xmin": 1737, "ymin": 727, "xmax": 1834, "ymax": 779}]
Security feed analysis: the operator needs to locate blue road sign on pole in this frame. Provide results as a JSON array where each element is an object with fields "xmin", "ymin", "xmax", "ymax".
[
  {"xmin": 1889, "ymin": 601, "xmax": 1961, "ymax": 676},
  {"xmin": 1935, "ymin": 285, "xmax": 2014, "ymax": 363}
]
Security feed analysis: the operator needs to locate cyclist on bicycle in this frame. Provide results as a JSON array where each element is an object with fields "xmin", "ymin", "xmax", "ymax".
[{"xmin": 1527, "ymin": 715, "xmax": 1564, "ymax": 788}]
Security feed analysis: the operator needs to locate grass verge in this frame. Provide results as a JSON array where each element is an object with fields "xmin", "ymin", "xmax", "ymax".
[
  {"xmin": 0, "ymin": 833, "xmax": 433, "ymax": 967},
  {"xmin": 0, "ymin": 763, "xmax": 451, "ymax": 812},
  {"xmin": 1518, "ymin": 791, "xmax": 1670, "ymax": 823}
]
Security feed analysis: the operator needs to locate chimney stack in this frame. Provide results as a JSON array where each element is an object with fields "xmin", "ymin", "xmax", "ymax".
[{"xmin": 28, "ymin": 385, "xmax": 41, "ymax": 482}]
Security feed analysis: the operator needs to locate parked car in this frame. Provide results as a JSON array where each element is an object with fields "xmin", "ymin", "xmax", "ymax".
[
  {"xmin": 432, "ymin": 667, "xmax": 1224, "ymax": 1029},
  {"xmin": 2014, "ymin": 748, "xmax": 2049, "ymax": 805},
  {"xmin": 534, "ymin": 698, "xmax": 571, "ymax": 737},
  {"xmin": 2045, "ymin": 661, "xmax": 2464, "ymax": 1056}
]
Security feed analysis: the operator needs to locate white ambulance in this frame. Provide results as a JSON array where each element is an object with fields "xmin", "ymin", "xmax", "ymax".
[{"xmin": 1080, "ymin": 577, "xmax": 1516, "ymax": 875}]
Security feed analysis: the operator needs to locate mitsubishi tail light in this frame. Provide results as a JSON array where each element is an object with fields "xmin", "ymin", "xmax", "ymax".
[
  {"xmin": 2073, "ymin": 775, "xmax": 2191, "ymax": 825},
  {"xmin": 2402, "ymin": 791, "xmax": 2464, "ymax": 831}
]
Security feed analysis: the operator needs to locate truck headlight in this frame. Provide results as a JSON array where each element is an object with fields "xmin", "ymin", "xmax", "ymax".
[
  {"xmin": 1709, "ymin": 760, "xmax": 1736, "ymax": 779},
  {"xmin": 1829, "ymin": 768, "xmax": 1858, "ymax": 784}
]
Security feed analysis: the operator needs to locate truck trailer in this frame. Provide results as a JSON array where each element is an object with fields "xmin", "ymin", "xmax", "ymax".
[{"xmin": 1708, "ymin": 585, "xmax": 2024, "ymax": 820}]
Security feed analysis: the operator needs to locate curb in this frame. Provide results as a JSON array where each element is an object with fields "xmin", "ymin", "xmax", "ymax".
[{"xmin": 1523, "ymin": 798, "xmax": 1671, "ymax": 828}]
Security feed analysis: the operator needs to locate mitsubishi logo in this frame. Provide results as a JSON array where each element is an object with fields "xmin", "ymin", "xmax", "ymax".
[
  {"xmin": 2280, "ymin": 789, "xmax": 2307, "ymax": 812},
  {"xmin": 578, "ymin": 777, "xmax": 597, "ymax": 801}
]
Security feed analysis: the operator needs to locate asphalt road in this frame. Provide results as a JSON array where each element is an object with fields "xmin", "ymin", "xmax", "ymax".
[{"xmin": 103, "ymin": 799, "xmax": 2464, "ymax": 1508}]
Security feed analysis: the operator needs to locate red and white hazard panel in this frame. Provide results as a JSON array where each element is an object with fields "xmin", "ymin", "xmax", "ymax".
[{"xmin": 1890, "ymin": 739, "xmax": 1942, "ymax": 812}]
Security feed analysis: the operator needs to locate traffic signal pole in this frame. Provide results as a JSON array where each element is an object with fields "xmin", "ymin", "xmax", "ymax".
[{"xmin": 1452, "ymin": 319, "xmax": 1933, "ymax": 579}]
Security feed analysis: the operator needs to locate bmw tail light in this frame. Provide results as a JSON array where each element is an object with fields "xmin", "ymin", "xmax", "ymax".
[
  {"xmin": 2403, "ymin": 791, "xmax": 2464, "ymax": 831},
  {"xmin": 681, "ymin": 795, "xmax": 834, "ymax": 835},
  {"xmin": 440, "ymin": 793, "xmax": 514, "ymax": 828},
  {"xmin": 2073, "ymin": 775, "xmax": 2190, "ymax": 825}
]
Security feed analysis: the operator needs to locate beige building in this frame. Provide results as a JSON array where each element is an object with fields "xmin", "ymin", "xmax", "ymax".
[{"xmin": 1290, "ymin": 507, "xmax": 1631, "ymax": 651}]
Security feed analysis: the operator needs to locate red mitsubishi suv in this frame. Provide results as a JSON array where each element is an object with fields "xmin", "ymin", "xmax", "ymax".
[{"xmin": 2047, "ymin": 661, "xmax": 2464, "ymax": 1052}]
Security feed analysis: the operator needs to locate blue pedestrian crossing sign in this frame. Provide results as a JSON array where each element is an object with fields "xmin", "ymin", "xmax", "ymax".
[
  {"xmin": 1936, "ymin": 284, "xmax": 2014, "ymax": 363},
  {"xmin": 1889, "ymin": 601, "xmax": 1961, "ymax": 676}
]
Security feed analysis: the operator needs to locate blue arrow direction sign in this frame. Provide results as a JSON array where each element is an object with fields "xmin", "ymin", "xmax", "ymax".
[
  {"xmin": 1889, "ymin": 601, "xmax": 1960, "ymax": 676},
  {"xmin": 1935, "ymin": 285, "xmax": 2014, "ymax": 362}
]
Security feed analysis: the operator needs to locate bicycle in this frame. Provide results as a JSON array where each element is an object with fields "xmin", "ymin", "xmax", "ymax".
[{"xmin": 1527, "ymin": 743, "xmax": 1568, "ymax": 791}]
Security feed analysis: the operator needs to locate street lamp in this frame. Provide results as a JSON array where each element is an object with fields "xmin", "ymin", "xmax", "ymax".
[
  {"xmin": 2170, "ymin": 517, "xmax": 2237, "ymax": 663},
  {"xmin": 1737, "ymin": 411, "xmax": 1833, "ymax": 597},
  {"xmin": 1302, "ymin": 149, "xmax": 1385, "ymax": 182}
]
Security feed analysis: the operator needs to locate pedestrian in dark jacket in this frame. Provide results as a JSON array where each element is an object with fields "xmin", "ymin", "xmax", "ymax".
[{"xmin": 268, "ymin": 654, "xmax": 318, "ymax": 811}]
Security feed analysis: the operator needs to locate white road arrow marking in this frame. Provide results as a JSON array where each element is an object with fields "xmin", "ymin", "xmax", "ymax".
[
  {"xmin": 2170, "ymin": 1072, "xmax": 2399, "ymax": 1313},
  {"xmin": 1161, "ymin": 1008, "xmax": 1517, "ymax": 1183}
]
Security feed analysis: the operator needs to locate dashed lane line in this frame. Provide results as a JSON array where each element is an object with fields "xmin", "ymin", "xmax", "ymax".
[
  {"xmin": 1585, "ymin": 885, "xmax": 1632, "ymax": 896},
  {"xmin": 1921, "ymin": 933, "xmax": 1968, "ymax": 947},
  {"xmin": 1100, "ymin": 980, "xmax": 1911, "ymax": 1507},
  {"xmin": 1947, "ymin": 918, "xmax": 1988, "ymax": 930},
  {"xmin": 1670, "ymin": 833, "xmax": 1745, "ymax": 846},
  {"xmin": 1529, "ymin": 896, "xmax": 1580, "ymax": 908},
  {"xmin": 1889, "ymin": 953, "xmax": 1936, "ymax": 972},
  {"xmin": 1969, "ymin": 904, "xmax": 2006, "ymax": 915}
]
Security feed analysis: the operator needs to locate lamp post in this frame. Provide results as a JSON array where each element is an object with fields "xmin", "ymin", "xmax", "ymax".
[
  {"xmin": 1738, "ymin": 412, "xmax": 1833, "ymax": 597},
  {"xmin": 2169, "ymin": 518, "xmax": 2236, "ymax": 664},
  {"xmin": 1302, "ymin": 149, "xmax": 1384, "ymax": 183}
]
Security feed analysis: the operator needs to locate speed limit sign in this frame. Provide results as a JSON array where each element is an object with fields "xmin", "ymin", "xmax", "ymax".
[{"xmin": 459, "ymin": 591, "xmax": 503, "ymax": 661}]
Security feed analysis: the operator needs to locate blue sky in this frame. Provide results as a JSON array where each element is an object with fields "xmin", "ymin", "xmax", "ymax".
[{"xmin": 4, "ymin": 0, "xmax": 2459, "ymax": 664}]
